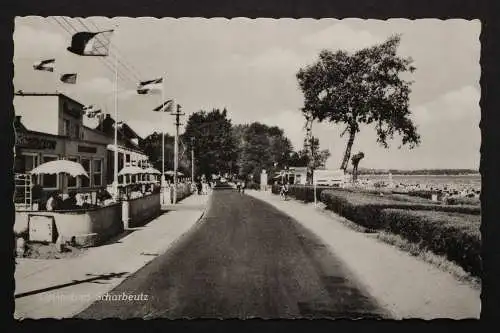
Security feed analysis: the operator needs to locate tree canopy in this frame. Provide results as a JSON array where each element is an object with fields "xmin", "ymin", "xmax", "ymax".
[
  {"xmin": 233, "ymin": 122, "xmax": 294, "ymax": 181},
  {"xmin": 140, "ymin": 131, "xmax": 191, "ymax": 176},
  {"xmin": 184, "ymin": 108, "xmax": 238, "ymax": 178},
  {"xmin": 297, "ymin": 35, "xmax": 420, "ymax": 171}
]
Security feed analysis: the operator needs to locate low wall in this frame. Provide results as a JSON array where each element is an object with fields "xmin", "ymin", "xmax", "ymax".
[
  {"xmin": 15, "ymin": 204, "xmax": 123, "ymax": 246},
  {"xmin": 123, "ymin": 193, "xmax": 161, "ymax": 228}
]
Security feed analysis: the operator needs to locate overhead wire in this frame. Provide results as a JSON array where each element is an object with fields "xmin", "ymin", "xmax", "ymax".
[
  {"xmin": 59, "ymin": 16, "xmax": 135, "ymax": 86},
  {"xmin": 86, "ymin": 17, "xmax": 144, "ymax": 82},
  {"xmin": 51, "ymin": 16, "xmax": 135, "ymax": 87},
  {"xmin": 75, "ymin": 17, "xmax": 143, "ymax": 83}
]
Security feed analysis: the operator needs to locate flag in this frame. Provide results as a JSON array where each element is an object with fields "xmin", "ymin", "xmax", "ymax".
[
  {"xmin": 83, "ymin": 105, "xmax": 102, "ymax": 118},
  {"xmin": 33, "ymin": 59, "xmax": 55, "ymax": 72},
  {"xmin": 179, "ymin": 137, "xmax": 187, "ymax": 159},
  {"xmin": 67, "ymin": 30, "xmax": 114, "ymax": 56},
  {"xmin": 137, "ymin": 78, "xmax": 163, "ymax": 94},
  {"xmin": 153, "ymin": 99, "xmax": 174, "ymax": 112},
  {"xmin": 60, "ymin": 73, "xmax": 77, "ymax": 84}
]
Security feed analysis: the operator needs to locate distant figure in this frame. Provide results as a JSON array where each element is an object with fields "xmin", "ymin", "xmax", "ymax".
[
  {"xmin": 241, "ymin": 180, "xmax": 246, "ymax": 194},
  {"xmin": 62, "ymin": 191, "xmax": 78, "ymax": 210},
  {"xmin": 280, "ymin": 182, "xmax": 289, "ymax": 200},
  {"xmin": 46, "ymin": 191, "xmax": 62, "ymax": 211},
  {"xmin": 197, "ymin": 179, "xmax": 202, "ymax": 195},
  {"xmin": 236, "ymin": 181, "xmax": 241, "ymax": 192}
]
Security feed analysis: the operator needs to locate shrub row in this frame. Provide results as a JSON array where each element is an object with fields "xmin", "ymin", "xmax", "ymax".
[
  {"xmin": 319, "ymin": 190, "xmax": 480, "ymax": 229},
  {"xmin": 246, "ymin": 182, "xmax": 261, "ymax": 190},
  {"xmin": 380, "ymin": 209, "xmax": 481, "ymax": 276},
  {"xmin": 271, "ymin": 184, "xmax": 333, "ymax": 203}
]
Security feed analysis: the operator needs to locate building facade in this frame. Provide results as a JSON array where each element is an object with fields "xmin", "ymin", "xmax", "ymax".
[{"xmin": 14, "ymin": 92, "xmax": 149, "ymax": 201}]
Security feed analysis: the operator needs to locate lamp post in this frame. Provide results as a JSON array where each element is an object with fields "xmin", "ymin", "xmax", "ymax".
[{"xmin": 191, "ymin": 137, "xmax": 195, "ymax": 183}]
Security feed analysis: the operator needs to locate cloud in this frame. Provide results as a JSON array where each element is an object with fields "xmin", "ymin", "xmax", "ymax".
[
  {"xmin": 249, "ymin": 47, "xmax": 304, "ymax": 73},
  {"xmin": 125, "ymin": 119, "xmax": 174, "ymax": 139},
  {"xmin": 13, "ymin": 25, "xmax": 67, "ymax": 59},
  {"xmin": 411, "ymin": 85, "xmax": 480, "ymax": 124},
  {"xmin": 300, "ymin": 23, "xmax": 383, "ymax": 53},
  {"xmin": 80, "ymin": 77, "xmax": 115, "ymax": 94},
  {"xmin": 258, "ymin": 109, "xmax": 307, "ymax": 150}
]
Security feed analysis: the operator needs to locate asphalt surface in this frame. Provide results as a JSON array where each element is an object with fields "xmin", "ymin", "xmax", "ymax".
[{"xmin": 77, "ymin": 184, "xmax": 389, "ymax": 319}]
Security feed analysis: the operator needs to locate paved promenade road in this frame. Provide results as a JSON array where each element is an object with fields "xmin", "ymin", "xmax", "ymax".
[{"xmin": 77, "ymin": 185, "xmax": 389, "ymax": 319}]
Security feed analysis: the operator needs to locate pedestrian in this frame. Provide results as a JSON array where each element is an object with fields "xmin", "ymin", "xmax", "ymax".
[
  {"xmin": 62, "ymin": 191, "xmax": 78, "ymax": 210},
  {"xmin": 197, "ymin": 179, "xmax": 202, "ymax": 195},
  {"xmin": 241, "ymin": 180, "xmax": 246, "ymax": 194},
  {"xmin": 46, "ymin": 190, "xmax": 62, "ymax": 211}
]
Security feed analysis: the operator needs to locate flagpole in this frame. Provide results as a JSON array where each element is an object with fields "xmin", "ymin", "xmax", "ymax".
[
  {"xmin": 161, "ymin": 74, "xmax": 165, "ymax": 188},
  {"xmin": 113, "ymin": 26, "xmax": 119, "ymax": 201}
]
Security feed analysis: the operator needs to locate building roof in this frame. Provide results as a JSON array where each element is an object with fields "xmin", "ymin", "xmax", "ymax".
[{"xmin": 14, "ymin": 91, "xmax": 84, "ymax": 107}]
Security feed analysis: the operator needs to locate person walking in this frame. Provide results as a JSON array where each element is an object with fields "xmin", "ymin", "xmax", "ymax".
[{"xmin": 46, "ymin": 190, "xmax": 62, "ymax": 211}]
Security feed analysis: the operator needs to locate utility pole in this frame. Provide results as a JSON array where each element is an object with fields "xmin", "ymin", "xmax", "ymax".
[
  {"xmin": 171, "ymin": 104, "xmax": 185, "ymax": 204},
  {"xmin": 191, "ymin": 137, "xmax": 195, "ymax": 183}
]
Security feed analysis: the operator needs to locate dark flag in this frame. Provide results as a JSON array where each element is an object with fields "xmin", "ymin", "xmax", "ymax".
[
  {"xmin": 60, "ymin": 73, "xmax": 77, "ymax": 84},
  {"xmin": 153, "ymin": 99, "xmax": 174, "ymax": 112},
  {"xmin": 67, "ymin": 30, "xmax": 114, "ymax": 56},
  {"xmin": 137, "ymin": 78, "xmax": 163, "ymax": 94},
  {"xmin": 33, "ymin": 59, "xmax": 55, "ymax": 72},
  {"xmin": 83, "ymin": 105, "xmax": 102, "ymax": 118}
]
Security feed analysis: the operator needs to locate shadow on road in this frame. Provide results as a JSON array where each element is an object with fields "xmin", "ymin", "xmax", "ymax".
[
  {"xmin": 100, "ymin": 211, "xmax": 167, "ymax": 247},
  {"xmin": 15, "ymin": 272, "xmax": 129, "ymax": 299}
]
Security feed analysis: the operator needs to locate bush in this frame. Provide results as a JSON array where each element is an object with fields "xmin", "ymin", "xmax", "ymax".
[
  {"xmin": 380, "ymin": 209, "xmax": 481, "ymax": 276},
  {"xmin": 246, "ymin": 182, "xmax": 261, "ymax": 190},
  {"xmin": 444, "ymin": 196, "xmax": 480, "ymax": 206},
  {"xmin": 271, "ymin": 184, "xmax": 332, "ymax": 202},
  {"xmin": 319, "ymin": 189, "xmax": 480, "ymax": 229}
]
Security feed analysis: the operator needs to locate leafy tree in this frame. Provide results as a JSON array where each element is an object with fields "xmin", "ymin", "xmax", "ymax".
[
  {"xmin": 297, "ymin": 35, "xmax": 420, "ymax": 171},
  {"xmin": 234, "ymin": 122, "xmax": 294, "ymax": 181},
  {"xmin": 184, "ymin": 108, "xmax": 238, "ymax": 179},
  {"xmin": 140, "ymin": 131, "xmax": 191, "ymax": 176},
  {"xmin": 290, "ymin": 137, "xmax": 330, "ymax": 169},
  {"xmin": 351, "ymin": 151, "xmax": 365, "ymax": 182}
]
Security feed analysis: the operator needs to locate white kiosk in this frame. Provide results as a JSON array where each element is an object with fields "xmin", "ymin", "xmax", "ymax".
[{"xmin": 260, "ymin": 169, "xmax": 268, "ymax": 191}]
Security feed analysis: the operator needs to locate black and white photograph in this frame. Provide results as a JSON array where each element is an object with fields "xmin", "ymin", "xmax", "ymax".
[{"xmin": 12, "ymin": 16, "xmax": 481, "ymax": 320}]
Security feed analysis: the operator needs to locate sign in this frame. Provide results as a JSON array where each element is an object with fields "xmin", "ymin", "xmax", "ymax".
[
  {"xmin": 78, "ymin": 145, "xmax": 97, "ymax": 153},
  {"xmin": 28, "ymin": 215, "xmax": 57, "ymax": 243},
  {"xmin": 16, "ymin": 133, "xmax": 56, "ymax": 150},
  {"xmin": 313, "ymin": 169, "xmax": 345, "ymax": 185}
]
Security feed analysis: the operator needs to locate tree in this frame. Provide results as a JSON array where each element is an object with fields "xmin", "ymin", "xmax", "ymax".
[
  {"xmin": 140, "ymin": 131, "xmax": 174, "ymax": 171},
  {"xmin": 290, "ymin": 137, "xmax": 330, "ymax": 169},
  {"xmin": 351, "ymin": 151, "xmax": 365, "ymax": 183},
  {"xmin": 297, "ymin": 35, "xmax": 420, "ymax": 171},
  {"xmin": 140, "ymin": 131, "xmax": 191, "ymax": 176},
  {"xmin": 184, "ymin": 108, "xmax": 238, "ymax": 179},
  {"xmin": 234, "ymin": 122, "xmax": 294, "ymax": 181}
]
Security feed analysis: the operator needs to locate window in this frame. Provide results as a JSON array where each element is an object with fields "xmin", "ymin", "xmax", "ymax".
[
  {"xmin": 19, "ymin": 153, "xmax": 39, "ymax": 184},
  {"xmin": 125, "ymin": 154, "xmax": 131, "ymax": 164},
  {"xmin": 21, "ymin": 153, "xmax": 39, "ymax": 174},
  {"xmin": 118, "ymin": 152, "xmax": 124, "ymax": 171},
  {"xmin": 67, "ymin": 157, "xmax": 79, "ymax": 188},
  {"xmin": 81, "ymin": 158, "xmax": 91, "ymax": 187},
  {"xmin": 74, "ymin": 125, "xmax": 80, "ymax": 139},
  {"xmin": 41, "ymin": 155, "xmax": 58, "ymax": 188},
  {"xmin": 93, "ymin": 159, "xmax": 102, "ymax": 186},
  {"xmin": 63, "ymin": 119, "xmax": 70, "ymax": 136}
]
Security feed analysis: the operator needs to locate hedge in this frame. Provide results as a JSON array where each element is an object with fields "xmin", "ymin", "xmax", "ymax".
[
  {"xmin": 318, "ymin": 190, "xmax": 480, "ymax": 229},
  {"xmin": 271, "ymin": 184, "xmax": 333, "ymax": 203},
  {"xmin": 379, "ymin": 209, "xmax": 481, "ymax": 276}
]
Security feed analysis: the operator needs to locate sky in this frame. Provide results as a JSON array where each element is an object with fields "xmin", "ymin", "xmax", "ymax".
[{"xmin": 13, "ymin": 17, "xmax": 481, "ymax": 170}]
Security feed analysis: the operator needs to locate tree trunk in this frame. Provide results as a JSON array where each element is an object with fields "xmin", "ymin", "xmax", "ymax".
[{"xmin": 340, "ymin": 130, "xmax": 356, "ymax": 171}]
